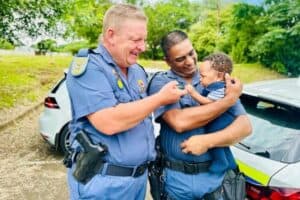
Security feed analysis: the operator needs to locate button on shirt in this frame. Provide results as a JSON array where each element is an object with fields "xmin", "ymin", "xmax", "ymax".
[{"xmin": 66, "ymin": 45, "xmax": 156, "ymax": 166}]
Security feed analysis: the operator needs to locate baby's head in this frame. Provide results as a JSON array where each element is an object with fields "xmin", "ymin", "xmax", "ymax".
[{"xmin": 200, "ymin": 52, "xmax": 233, "ymax": 87}]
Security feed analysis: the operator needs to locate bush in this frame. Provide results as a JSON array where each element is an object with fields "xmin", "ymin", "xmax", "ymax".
[
  {"xmin": 35, "ymin": 39, "xmax": 57, "ymax": 55},
  {"xmin": 0, "ymin": 38, "xmax": 14, "ymax": 49},
  {"xmin": 57, "ymin": 41, "xmax": 97, "ymax": 55}
]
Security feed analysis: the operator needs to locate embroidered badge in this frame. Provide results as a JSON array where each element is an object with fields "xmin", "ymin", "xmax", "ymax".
[
  {"xmin": 71, "ymin": 57, "xmax": 89, "ymax": 77},
  {"xmin": 137, "ymin": 79, "xmax": 145, "ymax": 93}
]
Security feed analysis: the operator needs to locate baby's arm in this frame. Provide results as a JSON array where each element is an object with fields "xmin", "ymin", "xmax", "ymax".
[{"xmin": 186, "ymin": 84, "xmax": 213, "ymax": 105}]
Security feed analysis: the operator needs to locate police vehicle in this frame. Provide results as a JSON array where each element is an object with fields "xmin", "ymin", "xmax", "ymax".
[
  {"xmin": 38, "ymin": 49, "xmax": 161, "ymax": 155},
  {"xmin": 231, "ymin": 78, "xmax": 300, "ymax": 199}
]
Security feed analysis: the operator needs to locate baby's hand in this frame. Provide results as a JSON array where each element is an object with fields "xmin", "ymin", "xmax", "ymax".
[{"xmin": 186, "ymin": 84, "xmax": 197, "ymax": 96}]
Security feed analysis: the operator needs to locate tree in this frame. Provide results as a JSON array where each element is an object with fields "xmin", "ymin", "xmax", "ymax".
[
  {"xmin": 251, "ymin": 0, "xmax": 300, "ymax": 76},
  {"xmin": 144, "ymin": 0, "xmax": 196, "ymax": 59},
  {"xmin": 188, "ymin": 4, "xmax": 233, "ymax": 60},
  {"xmin": 222, "ymin": 3, "xmax": 264, "ymax": 63},
  {"xmin": 64, "ymin": 0, "xmax": 112, "ymax": 44},
  {"xmin": 0, "ymin": 0, "xmax": 71, "ymax": 44}
]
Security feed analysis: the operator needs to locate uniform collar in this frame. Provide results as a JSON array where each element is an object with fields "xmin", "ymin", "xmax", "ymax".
[{"xmin": 93, "ymin": 44, "xmax": 117, "ymax": 66}]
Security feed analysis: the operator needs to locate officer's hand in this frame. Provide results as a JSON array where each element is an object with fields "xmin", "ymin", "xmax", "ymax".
[
  {"xmin": 224, "ymin": 73, "xmax": 243, "ymax": 104},
  {"xmin": 180, "ymin": 135, "xmax": 210, "ymax": 155},
  {"xmin": 158, "ymin": 81, "xmax": 187, "ymax": 105}
]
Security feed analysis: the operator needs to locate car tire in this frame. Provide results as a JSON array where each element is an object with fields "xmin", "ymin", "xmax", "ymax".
[{"xmin": 59, "ymin": 123, "xmax": 71, "ymax": 156}]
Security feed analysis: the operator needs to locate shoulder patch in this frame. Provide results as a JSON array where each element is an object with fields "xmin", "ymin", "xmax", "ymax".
[{"xmin": 71, "ymin": 56, "xmax": 89, "ymax": 77}]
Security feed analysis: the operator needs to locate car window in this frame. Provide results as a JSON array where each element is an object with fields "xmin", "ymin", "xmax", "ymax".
[{"xmin": 237, "ymin": 94, "xmax": 300, "ymax": 163}]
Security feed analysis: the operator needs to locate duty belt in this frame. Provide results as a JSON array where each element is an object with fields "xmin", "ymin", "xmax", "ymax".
[
  {"xmin": 73, "ymin": 152, "xmax": 148, "ymax": 178},
  {"xmin": 100, "ymin": 163, "xmax": 148, "ymax": 177},
  {"xmin": 164, "ymin": 158, "xmax": 211, "ymax": 174}
]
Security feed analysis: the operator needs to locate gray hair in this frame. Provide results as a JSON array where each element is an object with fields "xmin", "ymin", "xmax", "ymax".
[{"xmin": 102, "ymin": 4, "xmax": 147, "ymax": 34}]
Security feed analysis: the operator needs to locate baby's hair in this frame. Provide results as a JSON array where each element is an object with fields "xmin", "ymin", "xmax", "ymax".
[{"xmin": 203, "ymin": 52, "xmax": 233, "ymax": 74}]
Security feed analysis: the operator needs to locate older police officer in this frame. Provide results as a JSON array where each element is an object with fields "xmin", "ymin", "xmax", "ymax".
[
  {"xmin": 148, "ymin": 30, "xmax": 252, "ymax": 199},
  {"xmin": 66, "ymin": 5, "xmax": 186, "ymax": 200}
]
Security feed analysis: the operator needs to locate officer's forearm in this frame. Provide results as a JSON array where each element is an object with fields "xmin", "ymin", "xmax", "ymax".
[
  {"xmin": 163, "ymin": 96, "xmax": 236, "ymax": 133},
  {"xmin": 87, "ymin": 92, "xmax": 165, "ymax": 135},
  {"xmin": 205, "ymin": 115, "xmax": 252, "ymax": 148}
]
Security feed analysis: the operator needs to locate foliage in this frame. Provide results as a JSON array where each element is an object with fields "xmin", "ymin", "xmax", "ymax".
[
  {"xmin": 34, "ymin": 39, "xmax": 57, "ymax": 55},
  {"xmin": 64, "ymin": 0, "xmax": 112, "ymax": 43},
  {"xmin": 189, "ymin": 11, "xmax": 219, "ymax": 60},
  {"xmin": 0, "ymin": 38, "xmax": 14, "ymax": 49},
  {"xmin": 188, "ymin": 4, "xmax": 233, "ymax": 60},
  {"xmin": 0, "ymin": 0, "xmax": 72, "ymax": 44},
  {"xmin": 57, "ymin": 41, "xmax": 97, "ymax": 55},
  {"xmin": 222, "ymin": 3, "xmax": 264, "ymax": 63},
  {"xmin": 144, "ymin": 0, "xmax": 196, "ymax": 59},
  {"xmin": 250, "ymin": 0, "xmax": 300, "ymax": 76}
]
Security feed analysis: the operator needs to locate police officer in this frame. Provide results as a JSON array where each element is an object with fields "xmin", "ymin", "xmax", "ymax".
[
  {"xmin": 148, "ymin": 30, "xmax": 252, "ymax": 200},
  {"xmin": 66, "ymin": 5, "xmax": 186, "ymax": 200}
]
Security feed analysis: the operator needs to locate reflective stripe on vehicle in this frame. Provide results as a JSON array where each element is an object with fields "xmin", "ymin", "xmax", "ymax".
[{"xmin": 236, "ymin": 159, "xmax": 270, "ymax": 186}]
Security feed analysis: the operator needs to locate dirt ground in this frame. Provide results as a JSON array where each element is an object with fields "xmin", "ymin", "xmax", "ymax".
[
  {"xmin": 0, "ymin": 106, "xmax": 68, "ymax": 200},
  {"xmin": 0, "ymin": 106, "xmax": 152, "ymax": 200}
]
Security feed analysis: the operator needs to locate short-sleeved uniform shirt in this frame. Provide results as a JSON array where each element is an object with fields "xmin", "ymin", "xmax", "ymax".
[
  {"xmin": 148, "ymin": 70, "xmax": 245, "ymax": 163},
  {"xmin": 66, "ymin": 45, "xmax": 156, "ymax": 166}
]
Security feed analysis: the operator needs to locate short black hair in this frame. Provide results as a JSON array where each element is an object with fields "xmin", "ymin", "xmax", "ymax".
[{"xmin": 160, "ymin": 30, "xmax": 188, "ymax": 57}]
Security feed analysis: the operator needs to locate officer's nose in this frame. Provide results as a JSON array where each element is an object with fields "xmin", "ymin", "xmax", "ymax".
[
  {"xmin": 185, "ymin": 54, "xmax": 194, "ymax": 65},
  {"xmin": 137, "ymin": 40, "xmax": 146, "ymax": 52}
]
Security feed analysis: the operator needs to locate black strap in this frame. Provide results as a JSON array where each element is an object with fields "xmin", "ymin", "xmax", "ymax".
[
  {"xmin": 146, "ymin": 71, "xmax": 163, "ymax": 94},
  {"xmin": 163, "ymin": 158, "xmax": 211, "ymax": 174},
  {"xmin": 102, "ymin": 163, "xmax": 148, "ymax": 177}
]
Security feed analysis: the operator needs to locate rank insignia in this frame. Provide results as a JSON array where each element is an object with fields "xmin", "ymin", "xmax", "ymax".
[
  {"xmin": 137, "ymin": 79, "xmax": 145, "ymax": 93},
  {"xmin": 71, "ymin": 57, "xmax": 89, "ymax": 77}
]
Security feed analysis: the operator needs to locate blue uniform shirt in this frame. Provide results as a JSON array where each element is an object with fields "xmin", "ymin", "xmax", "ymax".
[{"xmin": 66, "ymin": 44, "xmax": 156, "ymax": 166}]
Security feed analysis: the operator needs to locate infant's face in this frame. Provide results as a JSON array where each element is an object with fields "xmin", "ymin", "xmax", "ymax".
[{"xmin": 199, "ymin": 61, "xmax": 220, "ymax": 87}]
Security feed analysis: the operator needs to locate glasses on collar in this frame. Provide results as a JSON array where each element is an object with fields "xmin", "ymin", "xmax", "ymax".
[{"xmin": 170, "ymin": 49, "xmax": 195, "ymax": 63}]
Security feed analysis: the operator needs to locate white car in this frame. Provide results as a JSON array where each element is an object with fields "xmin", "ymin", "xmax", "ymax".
[
  {"xmin": 38, "ymin": 49, "xmax": 161, "ymax": 154},
  {"xmin": 232, "ymin": 78, "xmax": 300, "ymax": 199}
]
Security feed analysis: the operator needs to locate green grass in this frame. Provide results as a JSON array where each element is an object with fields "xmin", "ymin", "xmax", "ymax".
[
  {"xmin": 0, "ymin": 54, "xmax": 73, "ymax": 109},
  {"xmin": 233, "ymin": 63, "xmax": 286, "ymax": 83},
  {"xmin": 0, "ymin": 55, "xmax": 286, "ymax": 110}
]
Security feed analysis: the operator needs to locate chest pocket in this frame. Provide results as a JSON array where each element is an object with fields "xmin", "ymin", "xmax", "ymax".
[{"xmin": 115, "ymin": 90, "xmax": 132, "ymax": 103}]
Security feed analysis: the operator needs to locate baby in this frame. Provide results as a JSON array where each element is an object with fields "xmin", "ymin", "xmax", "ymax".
[
  {"xmin": 187, "ymin": 52, "xmax": 238, "ymax": 173},
  {"xmin": 187, "ymin": 52, "xmax": 232, "ymax": 104}
]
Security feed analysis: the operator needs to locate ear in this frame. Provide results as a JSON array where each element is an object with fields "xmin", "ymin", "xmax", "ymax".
[
  {"xmin": 164, "ymin": 56, "xmax": 172, "ymax": 66},
  {"xmin": 105, "ymin": 28, "xmax": 115, "ymax": 45},
  {"xmin": 217, "ymin": 71, "xmax": 225, "ymax": 80}
]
